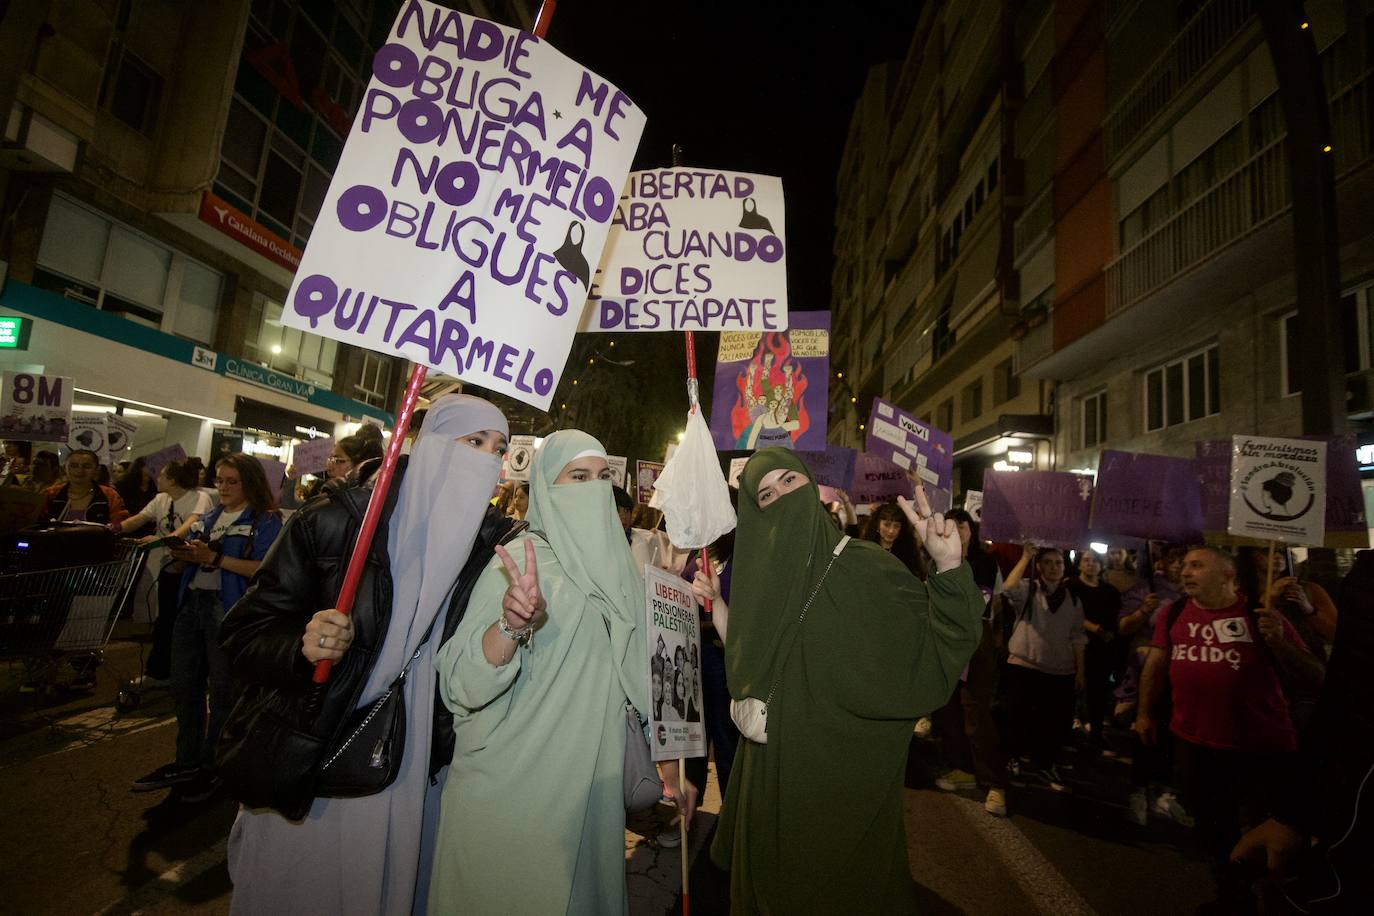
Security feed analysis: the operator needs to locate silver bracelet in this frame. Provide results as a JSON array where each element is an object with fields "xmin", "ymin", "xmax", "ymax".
[{"xmin": 497, "ymin": 616, "xmax": 533, "ymax": 645}]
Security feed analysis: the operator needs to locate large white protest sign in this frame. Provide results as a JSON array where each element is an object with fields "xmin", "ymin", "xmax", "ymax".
[
  {"xmin": 281, "ymin": 1, "xmax": 645, "ymax": 410},
  {"xmin": 1, "ymin": 371, "xmax": 72, "ymax": 442},
  {"xmin": 580, "ymin": 168, "xmax": 788, "ymax": 332},
  {"xmin": 1228, "ymin": 435, "xmax": 1327, "ymax": 546},
  {"xmin": 644, "ymin": 564, "xmax": 706, "ymax": 761}
]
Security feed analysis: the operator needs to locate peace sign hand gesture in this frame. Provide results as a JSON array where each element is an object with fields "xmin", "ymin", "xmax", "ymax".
[{"xmin": 494, "ymin": 539, "xmax": 547, "ymax": 634}]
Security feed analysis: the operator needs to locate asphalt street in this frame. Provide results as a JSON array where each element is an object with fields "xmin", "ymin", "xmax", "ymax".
[{"xmin": 2, "ymin": 632, "xmax": 1215, "ymax": 915}]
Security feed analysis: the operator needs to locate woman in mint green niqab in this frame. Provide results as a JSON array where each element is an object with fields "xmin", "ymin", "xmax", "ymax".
[
  {"xmin": 430, "ymin": 429, "xmax": 648, "ymax": 916},
  {"xmin": 712, "ymin": 448, "xmax": 986, "ymax": 915}
]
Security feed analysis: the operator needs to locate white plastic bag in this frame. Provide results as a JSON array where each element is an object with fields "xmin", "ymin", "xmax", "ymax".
[{"xmin": 650, "ymin": 408, "xmax": 736, "ymax": 549}]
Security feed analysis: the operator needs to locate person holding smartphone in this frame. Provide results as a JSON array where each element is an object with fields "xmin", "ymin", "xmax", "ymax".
[
  {"xmin": 111, "ymin": 460, "xmax": 212, "ymax": 686},
  {"xmin": 131, "ymin": 454, "xmax": 282, "ymax": 802}
]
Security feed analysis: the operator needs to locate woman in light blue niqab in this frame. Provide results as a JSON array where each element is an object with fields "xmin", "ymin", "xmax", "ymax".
[{"xmin": 430, "ymin": 429, "xmax": 650, "ymax": 915}]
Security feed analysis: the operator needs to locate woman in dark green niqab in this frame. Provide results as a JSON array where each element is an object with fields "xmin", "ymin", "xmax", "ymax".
[{"xmin": 709, "ymin": 448, "xmax": 985, "ymax": 915}]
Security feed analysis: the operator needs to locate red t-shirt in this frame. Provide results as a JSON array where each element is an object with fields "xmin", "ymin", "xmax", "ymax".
[{"xmin": 1152, "ymin": 596, "xmax": 1300, "ymax": 753}]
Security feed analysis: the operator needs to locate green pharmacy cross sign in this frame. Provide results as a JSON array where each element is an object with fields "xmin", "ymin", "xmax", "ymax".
[{"xmin": 0, "ymin": 316, "xmax": 32, "ymax": 350}]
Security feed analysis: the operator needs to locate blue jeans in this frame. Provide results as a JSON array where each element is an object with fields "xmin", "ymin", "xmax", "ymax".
[{"xmin": 171, "ymin": 589, "xmax": 235, "ymax": 769}]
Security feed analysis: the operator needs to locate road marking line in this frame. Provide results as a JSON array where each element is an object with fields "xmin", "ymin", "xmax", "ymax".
[
  {"xmin": 946, "ymin": 793, "xmax": 1097, "ymax": 916},
  {"xmin": 92, "ymin": 837, "xmax": 229, "ymax": 916}
]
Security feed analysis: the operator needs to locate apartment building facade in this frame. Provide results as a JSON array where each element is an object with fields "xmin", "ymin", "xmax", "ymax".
[
  {"xmin": 1014, "ymin": 0, "xmax": 1374, "ymax": 477},
  {"xmin": 0, "ymin": 0, "xmax": 529, "ymax": 459},
  {"xmin": 830, "ymin": 0, "xmax": 1054, "ymax": 498}
]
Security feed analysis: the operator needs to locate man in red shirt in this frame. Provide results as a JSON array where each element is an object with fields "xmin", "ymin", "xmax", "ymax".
[{"xmin": 1134, "ymin": 546, "xmax": 1319, "ymax": 912}]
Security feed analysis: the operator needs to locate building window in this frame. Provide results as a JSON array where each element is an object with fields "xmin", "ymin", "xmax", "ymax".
[
  {"xmin": 962, "ymin": 379, "xmax": 983, "ymax": 423},
  {"xmin": 355, "ymin": 351, "xmax": 393, "ymax": 408},
  {"xmin": 1280, "ymin": 286, "xmax": 1369, "ymax": 395},
  {"xmin": 33, "ymin": 193, "xmax": 223, "ymax": 344},
  {"xmin": 1081, "ymin": 390, "xmax": 1108, "ymax": 448},
  {"xmin": 1174, "ymin": 126, "xmax": 1243, "ymax": 206},
  {"xmin": 936, "ymin": 398, "xmax": 954, "ymax": 432},
  {"xmin": 993, "ymin": 356, "xmax": 1021, "ymax": 405},
  {"xmin": 216, "ymin": 0, "xmax": 380, "ymax": 248},
  {"xmin": 100, "ymin": 44, "xmax": 164, "ymax": 135},
  {"xmin": 1144, "ymin": 344, "xmax": 1220, "ymax": 432},
  {"xmin": 244, "ymin": 296, "xmax": 338, "ymax": 388}
]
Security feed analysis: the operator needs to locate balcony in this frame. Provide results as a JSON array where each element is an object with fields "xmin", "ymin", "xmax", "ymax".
[
  {"xmin": 1104, "ymin": 0, "xmax": 1257, "ymax": 163},
  {"xmin": 1022, "ymin": 65, "xmax": 1374, "ymax": 381},
  {"xmin": 1014, "ymin": 185, "xmax": 1054, "ymax": 265},
  {"xmin": 1107, "ymin": 66, "xmax": 1374, "ymax": 319}
]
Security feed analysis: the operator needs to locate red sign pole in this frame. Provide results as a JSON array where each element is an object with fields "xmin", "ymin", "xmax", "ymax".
[{"xmin": 310, "ymin": 0, "xmax": 560, "ymax": 691}]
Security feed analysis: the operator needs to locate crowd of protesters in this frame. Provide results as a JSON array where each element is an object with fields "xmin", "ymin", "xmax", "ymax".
[{"xmin": 4, "ymin": 414, "xmax": 1371, "ymax": 915}]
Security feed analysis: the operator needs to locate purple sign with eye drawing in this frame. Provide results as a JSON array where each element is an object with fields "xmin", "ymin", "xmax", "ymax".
[{"xmin": 281, "ymin": 0, "xmax": 645, "ymax": 410}]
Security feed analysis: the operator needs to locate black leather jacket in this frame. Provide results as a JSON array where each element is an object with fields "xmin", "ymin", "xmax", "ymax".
[
  {"xmin": 219, "ymin": 460, "xmax": 524, "ymax": 782},
  {"xmin": 218, "ymin": 461, "xmax": 406, "ymax": 756}
]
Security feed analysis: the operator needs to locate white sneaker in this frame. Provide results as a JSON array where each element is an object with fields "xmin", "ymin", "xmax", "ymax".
[
  {"xmin": 984, "ymin": 788, "xmax": 1007, "ymax": 817},
  {"xmin": 1127, "ymin": 790, "xmax": 1148, "ymax": 826},
  {"xmin": 1152, "ymin": 791, "xmax": 1195, "ymax": 827},
  {"xmin": 913, "ymin": 717, "xmax": 933, "ymax": 738}
]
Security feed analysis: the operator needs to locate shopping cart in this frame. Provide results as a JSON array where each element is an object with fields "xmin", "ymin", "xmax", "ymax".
[{"xmin": 0, "ymin": 530, "xmax": 148, "ymax": 697}]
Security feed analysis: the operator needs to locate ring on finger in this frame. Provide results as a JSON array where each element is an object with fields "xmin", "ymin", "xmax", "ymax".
[{"xmin": 318, "ymin": 635, "xmax": 327, "ymax": 648}]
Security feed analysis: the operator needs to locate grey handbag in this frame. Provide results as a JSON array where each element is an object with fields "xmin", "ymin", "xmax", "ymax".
[{"xmin": 624, "ymin": 705, "xmax": 659, "ymax": 812}]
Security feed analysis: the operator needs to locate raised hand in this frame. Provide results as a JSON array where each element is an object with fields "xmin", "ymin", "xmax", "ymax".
[
  {"xmin": 691, "ymin": 563, "xmax": 721, "ymax": 607},
  {"xmin": 897, "ymin": 484, "xmax": 961, "ymax": 573},
  {"xmin": 494, "ymin": 539, "xmax": 547, "ymax": 635}
]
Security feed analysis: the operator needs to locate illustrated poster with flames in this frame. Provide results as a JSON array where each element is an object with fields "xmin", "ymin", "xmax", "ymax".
[{"xmin": 709, "ymin": 311, "xmax": 830, "ymax": 452}]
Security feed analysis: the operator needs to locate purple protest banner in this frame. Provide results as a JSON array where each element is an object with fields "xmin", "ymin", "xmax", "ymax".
[
  {"xmin": 850, "ymin": 452, "xmax": 916, "ymax": 505},
  {"xmin": 291, "ymin": 436, "xmax": 336, "ymax": 477},
  {"xmin": 635, "ymin": 460, "xmax": 664, "ymax": 505},
  {"xmin": 980, "ymin": 471, "xmax": 1094, "ymax": 549},
  {"xmin": 1090, "ymin": 450, "xmax": 1204, "ymax": 543},
  {"xmin": 258, "ymin": 457, "xmax": 287, "ymax": 495},
  {"xmin": 864, "ymin": 397, "xmax": 953, "ymax": 493},
  {"xmin": 710, "ymin": 310, "xmax": 830, "ymax": 451},
  {"xmin": 1312, "ymin": 433, "xmax": 1367, "ymax": 545},
  {"xmin": 1196, "ymin": 440, "xmax": 1231, "ymax": 534},
  {"xmin": 796, "ymin": 446, "xmax": 857, "ymax": 490},
  {"xmin": 143, "ymin": 444, "xmax": 188, "ymax": 480}
]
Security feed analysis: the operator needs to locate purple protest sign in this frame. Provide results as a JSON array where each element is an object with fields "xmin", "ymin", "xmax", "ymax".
[
  {"xmin": 143, "ymin": 444, "xmax": 188, "ymax": 480},
  {"xmin": 279, "ymin": 1, "xmax": 646, "ymax": 411},
  {"xmin": 1090, "ymin": 450, "xmax": 1204, "ymax": 543},
  {"xmin": 635, "ymin": 460, "xmax": 664, "ymax": 505},
  {"xmin": 980, "ymin": 471, "xmax": 1094, "ymax": 549},
  {"xmin": 710, "ymin": 311, "xmax": 830, "ymax": 451},
  {"xmin": 291, "ymin": 436, "xmax": 336, "ymax": 477},
  {"xmin": 796, "ymin": 446, "xmax": 856, "ymax": 490},
  {"xmin": 864, "ymin": 397, "xmax": 953, "ymax": 493},
  {"xmin": 850, "ymin": 452, "xmax": 916, "ymax": 505},
  {"xmin": 258, "ymin": 457, "xmax": 287, "ymax": 495},
  {"xmin": 1196, "ymin": 440, "xmax": 1232, "ymax": 533},
  {"xmin": 1312, "ymin": 434, "xmax": 1367, "ymax": 544}
]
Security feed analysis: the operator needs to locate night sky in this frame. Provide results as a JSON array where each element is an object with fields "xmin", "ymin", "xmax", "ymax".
[{"xmin": 544, "ymin": 1, "xmax": 924, "ymax": 311}]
